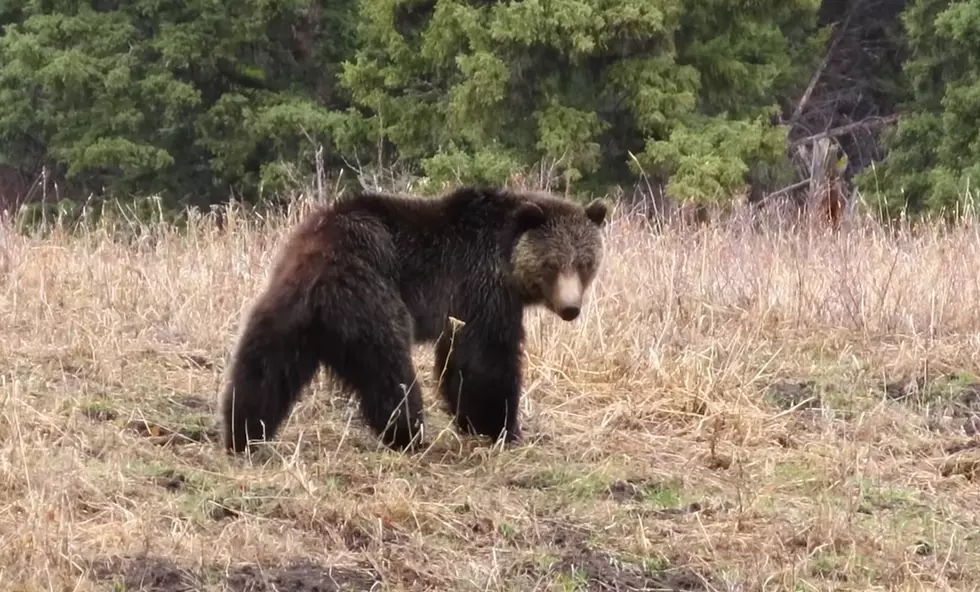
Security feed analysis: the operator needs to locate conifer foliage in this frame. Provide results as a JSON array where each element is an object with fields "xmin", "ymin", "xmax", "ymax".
[{"xmin": 0, "ymin": 0, "xmax": 973, "ymax": 219}]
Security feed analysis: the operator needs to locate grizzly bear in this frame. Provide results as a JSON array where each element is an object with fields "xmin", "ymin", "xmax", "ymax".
[{"xmin": 220, "ymin": 186, "xmax": 608, "ymax": 453}]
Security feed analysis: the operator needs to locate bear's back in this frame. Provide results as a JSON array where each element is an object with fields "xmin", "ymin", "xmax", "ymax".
[{"xmin": 293, "ymin": 189, "xmax": 524, "ymax": 341}]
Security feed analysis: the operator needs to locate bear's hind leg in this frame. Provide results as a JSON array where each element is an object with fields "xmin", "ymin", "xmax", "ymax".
[
  {"xmin": 320, "ymin": 293, "xmax": 425, "ymax": 451},
  {"xmin": 331, "ymin": 346, "xmax": 424, "ymax": 450},
  {"xmin": 221, "ymin": 298, "xmax": 323, "ymax": 453},
  {"xmin": 434, "ymin": 327, "xmax": 523, "ymax": 444}
]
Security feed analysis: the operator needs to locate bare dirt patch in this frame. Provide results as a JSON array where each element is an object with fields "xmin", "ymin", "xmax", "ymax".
[
  {"xmin": 89, "ymin": 555, "xmax": 379, "ymax": 592},
  {"xmin": 766, "ymin": 379, "xmax": 826, "ymax": 411},
  {"xmin": 510, "ymin": 522, "xmax": 717, "ymax": 591},
  {"xmin": 548, "ymin": 547, "xmax": 712, "ymax": 591},
  {"xmin": 884, "ymin": 372, "xmax": 980, "ymax": 414},
  {"xmin": 884, "ymin": 372, "xmax": 980, "ymax": 441}
]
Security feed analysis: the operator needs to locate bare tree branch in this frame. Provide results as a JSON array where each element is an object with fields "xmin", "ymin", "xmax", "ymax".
[
  {"xmin": 789, "ymin": 114, "xmax": 899, "ymax": 149},
  {"xmin": 789, "ymin": 0, "xmax": 862, "ymax": 126}
]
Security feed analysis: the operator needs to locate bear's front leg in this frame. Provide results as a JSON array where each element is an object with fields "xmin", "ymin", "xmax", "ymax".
[{"xmin": 434, "ymin": 323, "xmax": 524, "ymax": 445}]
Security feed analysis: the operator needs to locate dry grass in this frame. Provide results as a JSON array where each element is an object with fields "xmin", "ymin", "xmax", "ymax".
[{"xmin": 1, "ymin": 194, "xmax": 979, "ymax": 592}]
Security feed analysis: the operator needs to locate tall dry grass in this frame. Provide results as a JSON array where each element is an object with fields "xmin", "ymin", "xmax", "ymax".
[{"xmin": 1, "ymin": 191, "xmax": 979, "ymax": 591}]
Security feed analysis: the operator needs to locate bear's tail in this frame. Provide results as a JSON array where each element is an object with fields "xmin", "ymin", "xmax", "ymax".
[{"xmin": 220, "ymin": 298, "xmax": 322, "ymax": 453}]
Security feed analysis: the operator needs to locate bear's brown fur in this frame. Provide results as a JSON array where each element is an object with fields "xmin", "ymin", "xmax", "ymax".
[{"xmin": 220, "ymin": 186, "xmax": 608, "ymax": 453}]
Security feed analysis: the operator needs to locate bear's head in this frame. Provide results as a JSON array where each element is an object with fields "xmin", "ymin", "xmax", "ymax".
[{"xmin": 511, "ymin": 196, "xmax": 608, "ymax": 321}]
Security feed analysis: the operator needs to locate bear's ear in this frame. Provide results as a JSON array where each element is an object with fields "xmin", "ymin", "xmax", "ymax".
[
  {"xmin": 515, "ymin": 202, "xmax": 546, "ymax": 232},
  {"xmin": 584, "ymin": 199, "xmax": 608, "ymax": 227}
]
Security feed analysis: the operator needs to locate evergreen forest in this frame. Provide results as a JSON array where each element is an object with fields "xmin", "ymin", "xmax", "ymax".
[{"xmin": 0, "ymin": 0, "xmax": 975, "ymax": 219}]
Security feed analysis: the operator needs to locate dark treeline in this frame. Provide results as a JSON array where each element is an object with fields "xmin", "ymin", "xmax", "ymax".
[{"xmin": 0, "ymin": 0, "xmax": 974, "ymax": 220}]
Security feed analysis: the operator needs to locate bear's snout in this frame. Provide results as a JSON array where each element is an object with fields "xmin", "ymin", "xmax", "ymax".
[{"xmin": 552, "ymin": 271, "xmax": 584, "ymax": 321}]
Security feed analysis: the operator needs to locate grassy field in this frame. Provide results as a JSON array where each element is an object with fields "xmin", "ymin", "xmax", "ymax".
[{"xmin": 1, "ymin": 194, "xmax": 979, "ymax": 591}]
